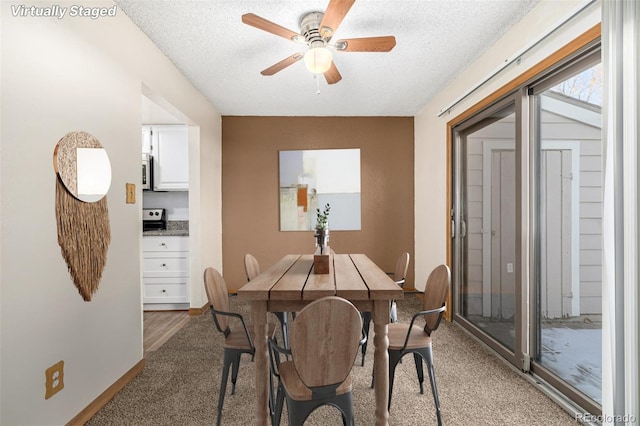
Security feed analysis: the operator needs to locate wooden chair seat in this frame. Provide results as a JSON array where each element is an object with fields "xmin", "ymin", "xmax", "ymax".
[
  {"xmin": 388, "ymin": 323, "xmax": 432, "ymax": 350},
  {"xmin": 224, "ymin": 322, "xmax": 276, "ymax": 350},
  {"xmin": 278, "ymin": 361, "xmax": 352, "ymax": 401}
]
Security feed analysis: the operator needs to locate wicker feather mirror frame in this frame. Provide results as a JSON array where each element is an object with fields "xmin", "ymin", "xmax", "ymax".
[{"xmin": 53, "ymin": 131, "xmax": 111, "ymax": 301}]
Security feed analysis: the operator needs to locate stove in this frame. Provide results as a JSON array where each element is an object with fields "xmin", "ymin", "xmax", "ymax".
[{"xmin": 142, "ymin": 208, "xmax": 167, "ymax": 231}]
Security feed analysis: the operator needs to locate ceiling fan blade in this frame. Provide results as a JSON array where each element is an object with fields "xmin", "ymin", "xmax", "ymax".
[
  {"xmin": 242, "ymin": 13, "xmax": 300, "ymax": 42},
  {"xmin": 260, "ymin": 53, "xmax": 304, "ymax": 76},
  {"xmin": 319, "ymin": 0, "xmax": 355, "ymax": 39},
  {"xmin": 335, "ymin": 36, "xmax": 397, "ymax": 52},
  {"xmin": 324, "ymin": 62, "xmax": 342, "ymax": 85}
]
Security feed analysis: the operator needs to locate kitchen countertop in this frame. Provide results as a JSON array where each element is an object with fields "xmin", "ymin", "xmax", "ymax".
[
  {"xmin": 143, "ymin": 220, "xmax": 189, "ymax": 237},
  {"xmin": 143, "ymin": 229, "xmax": 189, "ymax": 237}
]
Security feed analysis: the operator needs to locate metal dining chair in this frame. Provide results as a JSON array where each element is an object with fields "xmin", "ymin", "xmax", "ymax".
[
  {"xmin": 268, "ymin": 296, "xmax": 363, "ymax": 426},
  {"xmin": 386, "ymin": 264, "xmax": 450, "ymax": 425},
  {"xmin": 203, "ymin": 267, "xmax": 276, "ymax": 426},
  {"xmin": 244, "ymin": 253, "xmax": 293, "ymax": 349},
  {"xmin": 361, "ymin": 252, "xmax": 410, "ymax": 365}
]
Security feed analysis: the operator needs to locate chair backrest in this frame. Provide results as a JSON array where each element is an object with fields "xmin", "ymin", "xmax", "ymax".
[
  {"xmin": 203, "ymin": 267, "xmax": 231, "ymax": 332},
  {"xmin": 422, "ymin": 264, "xmax": 451, "ymax": 334},
  {"xmin": 392, "ymin": 252, "xmax": 410, "ymax": 285},
  {"xmin": 244, "ymin": 253, "xmax": 260, "ymax": 281},
  {"xmin": 289, "ymin": 296, "xmax": 362, "ymax": 390}
]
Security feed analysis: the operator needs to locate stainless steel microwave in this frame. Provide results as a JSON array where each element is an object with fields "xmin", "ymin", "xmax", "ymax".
[{"xmin": 142, "ymin": 154, "xmax": 153, "ymax": 190}]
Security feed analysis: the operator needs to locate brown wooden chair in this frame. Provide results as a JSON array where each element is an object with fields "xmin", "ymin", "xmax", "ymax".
[
  {"xmin": 244, "ymin": 253, "xmax": 292, "ymax": 349},
  {"xmin": 268, "ymin": 296, "xmax": 362, "ymax": 426},
  {"xmin": 203, "ymin": 267, "xmax": 276, "ymax": 426},
  {"xmin": 361, "ymin": 252, "xmax": 410, "ymax": 365},
  {"xmin": 386, "ymin": 264, "xmax": 450, "ymax": 426}
]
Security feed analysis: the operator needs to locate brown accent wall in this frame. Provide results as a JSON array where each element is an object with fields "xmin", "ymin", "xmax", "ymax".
[{"xmin": 221, "ymin": 116, "xmax": 414, "ymax": 291}]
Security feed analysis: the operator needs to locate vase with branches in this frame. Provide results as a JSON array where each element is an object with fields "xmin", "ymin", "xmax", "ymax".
[{"xmin": 314, "ymin": 203, "xmax": 331, "ymax": 249}]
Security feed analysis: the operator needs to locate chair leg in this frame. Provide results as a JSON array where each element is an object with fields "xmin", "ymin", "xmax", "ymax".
[
  {"xmin": 360, "ymin": 312, "xmax": 371, "ymax": 366},
  {"xmin": 286, "ymin": 392, "xmax": 354, "ymax": 426},
  {"xmin": 230, "ymin": 351, "xmax": 242, "ymax": 395},
  {"xmin": 217, "ymin": 350, "xmax": 233, "ymax": 426},
  {"xmin": 414, "ymin": 353, "xmax": 425, "ymax": 394},
  {"xmin": 274, "ymin": 312, "xmax": 290, "ymax": 350},
  {"xmin": 390, "ymin": 300, "xmax": 398, "ymax": 323},
  {"xmin": 338, "ymin": 392, "xmax": 354, "ymax": 426},
  {"xmin": 387, "ymin": 350, "xmax": 404, "ymax": 411},
  {"xmin": 370, "ymin": 367, "xmax": 374, "ymax": 389},
  {"xmin": 271, "ymin": 382, "xmax": 285, "ymax": 426},
  {"xmin": 424, "ymin": 346, "xmax": 443, "ymax": 426}
]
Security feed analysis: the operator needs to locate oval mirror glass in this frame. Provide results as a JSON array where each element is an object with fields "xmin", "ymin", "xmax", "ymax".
[{"xmin": 54, "ymin": 131, "xmax": 112, "ymax": 202}]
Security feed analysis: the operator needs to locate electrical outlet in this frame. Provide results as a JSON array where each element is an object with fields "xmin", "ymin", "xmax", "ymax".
[
  {"xmin": 45, "ymin": 360, "xmax": 64, "ymax": 399},
  {"xmin": 126, "ymin": 183, "xmax": 136, "ymax": 204}
]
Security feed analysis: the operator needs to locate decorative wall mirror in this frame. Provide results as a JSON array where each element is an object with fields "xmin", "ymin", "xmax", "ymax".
[
  {"xmin": 279, "ymin": 148, "xmax": 361, "ymax": 231},
  {"xmin": 54, "ymin": 134, "xmax": 112, "ymax": 202},
  {"xmin": 53, "ymin": 131, "xmax": 111, "ymax": 301}
]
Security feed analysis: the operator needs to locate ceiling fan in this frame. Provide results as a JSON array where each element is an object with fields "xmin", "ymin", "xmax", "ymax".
[{"xmin": 242, "ymin": 0, "xmax": 396, "ymax": 85}]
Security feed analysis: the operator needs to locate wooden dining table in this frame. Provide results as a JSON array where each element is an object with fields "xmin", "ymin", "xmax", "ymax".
[{"xmin": 237, "ymin": 252, "xmax": 403, "ymax": 426}]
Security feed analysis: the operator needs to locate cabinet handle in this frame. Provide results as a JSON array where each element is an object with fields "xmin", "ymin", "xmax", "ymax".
[
  {"xmin": 162, "ymin": 289, "xmax": 167, "ymax": 293},
  {"xmin": 161, "ymin": 243, "xmax": 166, "ymax": 247},
  {"xmin": 161, "ymin": 263, "xmax": 167, "ymax": 267}
]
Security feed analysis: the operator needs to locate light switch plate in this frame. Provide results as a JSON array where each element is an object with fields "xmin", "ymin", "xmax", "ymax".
[{"xmin": 126, "ymin": 183, "xmax": 136, "ymax": 204}]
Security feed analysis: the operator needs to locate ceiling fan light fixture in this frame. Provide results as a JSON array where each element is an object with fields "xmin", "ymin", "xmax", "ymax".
[{"xmin": 304, "ymin": 46, "xmax": 332, "ymax": 74}]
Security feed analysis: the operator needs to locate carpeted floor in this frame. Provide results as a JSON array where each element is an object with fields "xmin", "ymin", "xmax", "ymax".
[{"xmin": 87, "ymin": 295, "xmax": 578, "ymax": 425}]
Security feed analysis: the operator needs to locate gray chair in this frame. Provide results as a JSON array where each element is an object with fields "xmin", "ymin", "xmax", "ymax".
[
  {"xmin": 386, "ymin": 264, "xmax": 450, "ymax": 426},
  {"xmin": 244, "ymin": 253, "xmax": 292, "ymax": 349},
  {"xmin": 268, "ymin": 296, "xmax": 362, "ymax": 426},
  {"xmin": 361, "ymin": 252, "xmax": 410, "ymax": 365},
  {"xmin": 203, "ymin": 267, "xmax": 276, "ymax": 426}
]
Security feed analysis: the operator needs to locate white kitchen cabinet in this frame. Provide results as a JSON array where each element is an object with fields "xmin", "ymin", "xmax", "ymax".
[
  {"xmin": 142, "ymin": 236, "xmax": 189, "ymax": 307},
  {"xmin": 143, "ymin": 125, "xmax": 189, "ymax": 191}
]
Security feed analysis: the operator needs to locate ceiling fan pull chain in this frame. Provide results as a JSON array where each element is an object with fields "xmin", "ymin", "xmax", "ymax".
[{"xmin": 316, "ymin": 74, "xmax": 321, "ymax": 95}]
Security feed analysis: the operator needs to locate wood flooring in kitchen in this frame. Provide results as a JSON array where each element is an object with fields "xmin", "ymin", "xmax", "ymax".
[{"xmin": 143, "ymin": 310, "xmax": 190, "ymax": 356}]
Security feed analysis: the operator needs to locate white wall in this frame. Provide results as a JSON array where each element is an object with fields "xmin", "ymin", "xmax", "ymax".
[
  {"xmin": 414, "ymin": 0, "xmax": 601, "ymax": 291},
  {"xmin": 0, "ymin": 1, "xmax": 221, "ymax": 424}
]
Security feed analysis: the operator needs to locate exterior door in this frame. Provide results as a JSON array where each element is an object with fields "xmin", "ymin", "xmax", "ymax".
[
  {"xmin": 539, "ymin": 143, "xmax": 581, "ymax": 319},
  {"xmin": 453, "ymin": 100, "xmax": 519, "ymax": 358},
  {"xmin": 451, "ymin": 55, "xmax": 602, "ymax": 415}
]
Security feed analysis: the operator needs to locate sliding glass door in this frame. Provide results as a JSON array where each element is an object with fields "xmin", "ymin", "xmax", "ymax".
[
  {"xmin": 450, "ymin": 45, "xmax": 602, "ymax": 414},
  {"xmin": 531, "ymin": 58, "xmax": 603, "ymax": 409},
  {"xmin": 454, "ymin": 100, "xmax": 519, "ymax": 358}
]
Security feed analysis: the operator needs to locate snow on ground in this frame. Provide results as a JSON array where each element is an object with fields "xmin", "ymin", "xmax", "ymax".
[{"xmin": 540, "ymin": 327, "xmax": 602, "ymax": 403}]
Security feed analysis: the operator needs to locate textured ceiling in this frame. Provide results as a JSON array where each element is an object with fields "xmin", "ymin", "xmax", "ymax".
[{"xmin": 117, "ymin": 0, "xmax": 540, "ymax": 117}]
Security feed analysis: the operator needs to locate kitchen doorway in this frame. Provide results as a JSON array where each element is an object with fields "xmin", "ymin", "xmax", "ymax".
[{"xmin": 140, "ymin": 93, "xmax": 193, "ymax": 343}]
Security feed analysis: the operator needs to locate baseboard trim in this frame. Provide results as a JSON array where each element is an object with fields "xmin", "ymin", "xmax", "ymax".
[
  {"xmin": 188, "ymin": 302, "xmax": 208, "ymax": 316},
  {"xmin": 66, "ymin": 359, "xmax": 145, "ymax": 426}
]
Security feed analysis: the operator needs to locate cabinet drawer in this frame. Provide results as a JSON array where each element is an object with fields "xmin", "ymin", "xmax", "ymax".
[
  {"xmin": 142, "ymin": 236, "xmax": 188, "ymax": 252},
  {"xmin": 143, "ymin": 279, "xmax": 188, "ymax": 303},
  {"xmin": 142, "ymin": 255, "xmax": 189, "ymax": 277}
]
